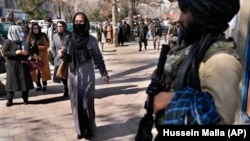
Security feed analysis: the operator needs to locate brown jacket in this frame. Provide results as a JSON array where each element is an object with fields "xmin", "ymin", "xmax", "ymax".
[{"xmin": 26, "ymin": 34, "xmax": 51, "ymax": 82}]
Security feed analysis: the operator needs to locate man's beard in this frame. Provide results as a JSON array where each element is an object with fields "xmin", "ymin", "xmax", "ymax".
[{"xmin": 182, "ymin": 21, "xmax": 203, "ymax": 46}]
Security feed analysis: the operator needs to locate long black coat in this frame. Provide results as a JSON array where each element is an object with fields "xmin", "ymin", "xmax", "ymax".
[{"xmin": 2, "ymin": 40, "xmax": 34, "ymax": 91}]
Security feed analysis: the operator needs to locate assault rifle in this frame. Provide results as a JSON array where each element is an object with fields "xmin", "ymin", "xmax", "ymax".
[{"xmin": 135, "ymin": 44, "xmax": 170, "ymax": 141}]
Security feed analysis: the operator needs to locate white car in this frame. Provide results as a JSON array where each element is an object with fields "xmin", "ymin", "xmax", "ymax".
[{"xmin": 40, "ymin": 24, "xmax": 48, "ymax": 34}]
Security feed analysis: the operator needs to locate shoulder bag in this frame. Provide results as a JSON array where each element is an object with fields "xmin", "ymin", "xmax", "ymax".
[{"xmin": 56, "ymin": 60, "xmax": 68, "ymax": 79}]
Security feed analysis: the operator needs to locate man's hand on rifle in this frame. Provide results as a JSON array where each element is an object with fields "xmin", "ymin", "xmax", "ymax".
[
  {"xmin": 153, "ymin": 91, "xmax": 174, "ymax": 114},
  {"xmin": 146, "ymin": 79, "xmax": 163, "ymax": 96}
]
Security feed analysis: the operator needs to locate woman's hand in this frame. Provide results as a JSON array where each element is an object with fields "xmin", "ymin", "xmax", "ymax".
[
  {"xmin": 153, "ymin": 91, "xmax": 174, "ymax": 114},
  {"xmin": 57, "ymin": 49, "xmax": 65, "ymax": 57},
  {"xmin": 15, "ymin": 50, "xmax": 22, "ymax": 55},
  {"xmin": 103, "ymin": 76, "xmax": 109, "ymax": 84},
  {"xmin": 21, "ymin": 50, "xmax": 29, "ymax": 56}
]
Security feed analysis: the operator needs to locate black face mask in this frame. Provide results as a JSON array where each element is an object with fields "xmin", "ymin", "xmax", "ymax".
[
  {"xmin": 58, "ymin": 32, "xmax": 64, "ymax": 35},
  {"xmin": 73, "ymin": 24, "xmax": 86, "ymax": 33}
]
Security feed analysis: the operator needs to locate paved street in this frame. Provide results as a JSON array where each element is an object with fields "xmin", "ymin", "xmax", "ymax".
[{"xmin": 0, "ymin": 40, "xmax": 163, "ymax": 141}]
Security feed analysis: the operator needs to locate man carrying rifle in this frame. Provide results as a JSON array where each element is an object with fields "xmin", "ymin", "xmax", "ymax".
[{"xmin": 150, "ymin": 0, "xmax": 242, "ymax": 137}]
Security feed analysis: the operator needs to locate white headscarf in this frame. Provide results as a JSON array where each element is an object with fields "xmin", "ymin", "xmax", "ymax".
[
  {"xmin": 7, "ymin": 25, "xmax": 28, "ymax": 51},
  {"xmin": 7, "ymin": 25, "xmax": 23, "ymax": 41}
]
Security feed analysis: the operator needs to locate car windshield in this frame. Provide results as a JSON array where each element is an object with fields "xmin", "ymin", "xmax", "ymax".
[{"xmin": 3, "ymin": 24, "xmax": 11, "ymax": 29}]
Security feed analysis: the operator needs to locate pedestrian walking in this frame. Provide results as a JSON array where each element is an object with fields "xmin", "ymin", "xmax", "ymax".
[
  {"xmin": 95, "ymin": 22, "xmax": 103, "ymax": 44},
  {"xmin": 137, "ymin": 18, "xmax": 148, "ymax": 51},
  {"xmin": 106, "ymin": 21, "xmax": 113, "ymax": 44},
  {"xmin": 51, "ymin": 21, "xmax": 70, "ymax": 97},
  {"xmin": 151, "ymin": 19, "xmax": 162, "ymax": 50},
  {"xmin": 45, "ymin": 17, "xmax": 57, "ymax": 47},
  {"xmin": 124, "ymin": 21, "xmax": 131, "ymax": 42},
  {"xmin": 58, "ymin": 12, "xmax": 109, "ymax": 140},
  {"xmin": 45, "ymin": 17, "xmax": 57, "ymax": 65},
  {"xmin": 2, "ymin": 25, "xmax": 34, "ymax": 107},
  {"xmin": 103, "ymin": 21, "xmax": 108, "ymax": 42},
  {"xmin": 117, "ymin": 21, "xmax": 126, "ymax": 46},
  {"xmin": 26, "ymin": 23, "xmax": 51, "ymax": 91}
]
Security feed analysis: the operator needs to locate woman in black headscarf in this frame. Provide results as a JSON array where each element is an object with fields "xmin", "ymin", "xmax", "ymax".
[
  {"xmin": 2, "ymin": 25, "xmax": 34, "ymax": 106},
  {"xmin": 58, "ymin": 12, "xmax": 109, "ymax": 140},
  {"xmin": 26, "ymin": 23, "xmax": 51, "ymax": 91}
]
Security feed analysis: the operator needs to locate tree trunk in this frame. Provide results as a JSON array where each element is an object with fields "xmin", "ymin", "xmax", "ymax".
[
  {"xmin": 128, "ymin": 0, "xmax": 135, "ymax": 41},
  {"xmin": 112, "ymin": 0, "xmax": 118, "ymax": 47}
]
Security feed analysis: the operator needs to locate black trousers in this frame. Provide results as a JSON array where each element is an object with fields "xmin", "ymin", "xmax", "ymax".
[
  {"xmin": 139, "ymin": 39, "xmax": 147, "ymax": 49},
  {"xmin": 7, "ymin": 91, "xmax": 28, "ymax": 102},
  {"xmin": 36, "ymin": 70, "xmax": 47, "ymax": 87},
  {"xmin": 61, "ymin": 78, "xmax": 68, "ymax": 93}
]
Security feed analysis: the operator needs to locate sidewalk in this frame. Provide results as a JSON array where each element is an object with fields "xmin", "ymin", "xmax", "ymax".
[{"xmin": 0, "ymin": 40, "xmax": 163, "ymax": 141}]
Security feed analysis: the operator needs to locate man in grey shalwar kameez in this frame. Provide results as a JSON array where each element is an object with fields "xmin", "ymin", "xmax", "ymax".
[{"xmin": 58, "ymin": 12, "xmax": 109, "ymax": 140}]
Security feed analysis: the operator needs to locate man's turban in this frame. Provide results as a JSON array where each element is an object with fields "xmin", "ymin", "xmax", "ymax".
[{"xmin": 178, "ymin": 0, "xmax": 240, "ymax": 33}]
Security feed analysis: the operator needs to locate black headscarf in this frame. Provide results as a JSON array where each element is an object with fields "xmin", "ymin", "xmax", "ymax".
[
  {"xmin": 29, "ymin": 23, "xmax": 46, "ymax": 55},
  {"xmin": 30, "ymin": 23, "xmax": 43, "ymax": 39},
  {"xmin": 69, "ymin": 12, "xmax": 91, "ymax": 72},
  {"xmin": 173, "ymin": 0, "xmax": 240, "ymax": 90}
]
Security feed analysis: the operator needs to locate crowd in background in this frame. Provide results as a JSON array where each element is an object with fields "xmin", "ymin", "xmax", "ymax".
[{"xmin": 94, "ymin": 16, "xmax": 181, "ymax": 53}]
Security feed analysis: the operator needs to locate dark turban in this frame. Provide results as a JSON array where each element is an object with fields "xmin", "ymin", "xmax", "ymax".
[
  {"xmin": 173, "ymin": 0, "xmax": 240, "ymax": 91},
  {"xmin": 178, "ymin": 0, "xmax": 240, "ymax": 33}
]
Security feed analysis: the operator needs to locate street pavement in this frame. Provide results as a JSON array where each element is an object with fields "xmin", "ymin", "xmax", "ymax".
[{"xmin": 0, "ymin": 40, "xmax": 164, "ymax": 141}]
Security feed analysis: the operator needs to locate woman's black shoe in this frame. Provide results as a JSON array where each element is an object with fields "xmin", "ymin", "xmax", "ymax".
[
  {"xmin": 35, "ymin": 87, "xmax": 41, "ymax": 91},
  {"xmin": 42, "ymin": 86, "xmax": 47, "ymax": 91},
  {"xmin": 77, "ymin": 134, "xmax": 83, "ymax": 140},
  {"xmin": 63, "ymin": 92, "xmax": 69, "ymax": 97},
  {"xmin": 82, "ymin": 130, "xmax": 93, "ymax": 140},
  {"xmin": 6, "ymin": 101, "xmax": 13, "ymax": 107},
  {"xmin": 24, "ymin": 100, "xmax": 29, "ymax": 105}
]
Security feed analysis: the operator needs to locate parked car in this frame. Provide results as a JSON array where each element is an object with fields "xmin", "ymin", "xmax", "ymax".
[
  {"xmin": 89, "ymin": 22, "xmax": 97, "ymax": 32},
  {"xmin": 40, "ymin": 24, "xmax": 48, "ymax": 34},
  {"xmin": 67, "ymin": 23, "xmax": 73, "ymax": 32},
  {"xmin": 0, "ymin": 37, "xmax": 6, "ymax": 73},
  {"xmin": 0, "ymin": 22, "xmax": 12, "ymax": 39}
]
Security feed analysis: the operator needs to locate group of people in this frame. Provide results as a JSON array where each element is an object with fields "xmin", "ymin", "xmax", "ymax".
[
  {"xmin": 95, "ymin": 20, "xmax": 131, "ymax": 46},
  {"xmin": 135, "ymin": 18, "xmax": 164, "ymax": 51},
  {"xmin": 96, "ymin": 18, "xmax": 164, "ymax": 52},
  {"xmin": 1, "ymin": 0, "xmax": 246, "ymax": 140},
  {"xmin": 2, "ymin": 20, "xmax": 52, "ymax": 107},
  {"xmin": 2, "ymin": 12, "xmax": 109, "ymax": 140},
  {"xmin": 95, "ymin": 21, "xmax": 113, "ymax": 44}
]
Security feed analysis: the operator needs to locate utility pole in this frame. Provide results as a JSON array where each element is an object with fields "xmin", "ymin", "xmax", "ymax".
[{"xmin": 112, "ymin": 0, "xmax": 118, "ymax": 47}]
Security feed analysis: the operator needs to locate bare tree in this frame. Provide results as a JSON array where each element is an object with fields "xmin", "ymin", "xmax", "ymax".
[{"xmin": 62, "ymin": 0, "xmax": 77, "ymax": 22}]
